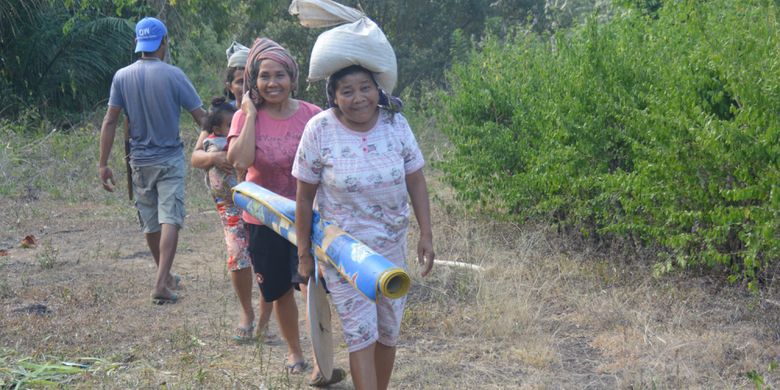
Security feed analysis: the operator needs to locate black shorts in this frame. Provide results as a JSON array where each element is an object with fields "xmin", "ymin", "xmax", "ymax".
[{"xmin": 248, "ymin": 224, "xmax": 304, "ymax": 302}]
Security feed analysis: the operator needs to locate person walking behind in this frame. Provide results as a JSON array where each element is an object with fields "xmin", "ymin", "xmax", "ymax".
[
  {"xmin": 191, "ymin": 44, "xmax": 274, "ymax": 342},
  {"xmin": 98, "ymin": 17, "xmax": 205, "ymax": 305},
  {"xmin": 227, "ymin": 38, "xmax": 344, "ymax": 384},
  {"xmin": 224, "ymin": 42, "xmax": 249, "ymax": 108}
]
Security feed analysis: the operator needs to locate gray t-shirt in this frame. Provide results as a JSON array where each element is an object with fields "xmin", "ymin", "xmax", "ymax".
[{"xmin": 108, "ymin": 58, "xmax": 202, "ymax": 166}]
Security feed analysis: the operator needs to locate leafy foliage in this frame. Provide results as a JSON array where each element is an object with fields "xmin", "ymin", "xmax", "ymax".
[
  {"xmin": 0, "ymin": 0, "xmax": 135, "ymax": 124},
  {"xmin": 437, "ymin": 0, "xmax": 780, "ymax": 285},
  {"xmin": 1, "ymin": 0, "xmax": 609, "ymax": 125}
]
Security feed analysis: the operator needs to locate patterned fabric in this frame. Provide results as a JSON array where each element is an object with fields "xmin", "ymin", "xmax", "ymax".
[
  {"xmin": 216, "ymin": 202, "xmax": 252, "ymax": 271},
  {"xmin": 325, "ymin": 269, "xmax": 406, "ymax": 352},
  {"xmin": 205, "ymin": 135, "xmax": 248, "ymax": 271},
  {"xmin": 203, "ymin": 134, "xmax": 238, "ymax": 203},
  {"xmin": 292, "ymin": 109, "xmax": 424, "ymax": 260},
  {"xmin": 292, "ymin": 108, "xmax": 425, "ymax": 351},
  {"xmin": 228, "ymin": 101, "xmax": 321, "ymax": 225}
]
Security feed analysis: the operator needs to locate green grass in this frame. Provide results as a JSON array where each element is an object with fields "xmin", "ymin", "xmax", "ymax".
[{"xmin": 0, "ymin": 349, "xmax": 124, "ymax": 389}]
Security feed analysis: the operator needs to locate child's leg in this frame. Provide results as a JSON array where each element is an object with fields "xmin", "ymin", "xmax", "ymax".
[
  {"xmin": 218, "ymin": 203, "xmax": 255, "ymax": 334},
  {"xmin": 231, "ymin": 267, "xmax": 254, "ymax": 329}
]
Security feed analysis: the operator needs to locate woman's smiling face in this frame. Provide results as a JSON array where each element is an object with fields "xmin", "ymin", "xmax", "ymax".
[
  {"xmin": 333, "ymin": 70, "xmax": 379, "ymax": 131},
  {"xmin": 256, "ymin": 60, "xmax": 291, "ymax": 105}
]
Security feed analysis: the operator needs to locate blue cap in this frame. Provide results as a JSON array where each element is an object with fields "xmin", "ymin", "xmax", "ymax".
[{"xmin": 135, "ymin": 17, "xmax": 167, "ymax": 53}]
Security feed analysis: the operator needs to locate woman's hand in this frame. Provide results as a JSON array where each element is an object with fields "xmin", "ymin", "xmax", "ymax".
[
  {"xmin": 295, "ymin": 180, "xmax": 319, "ymax": 280},
  {"xmin": 228, "ymin": 94, "xmax": 258, "ymax": 170},
  {"xmin": 406, "ymin": 169, "xmax": 435, "ymax": 277},
  {"xmin": 298, "ymin": 252, "xmax": 315, "ymax": 279},
  {"xmin": 241, "ymin": 91, "xmax": 256, "ymax": 117},
  {"xmin": 417, "ymin": 234, "xmax": 435, "ymax": 277},
  {"xmin": 211, "ymin": 152, "xmax": 233, "ymax": 171}
]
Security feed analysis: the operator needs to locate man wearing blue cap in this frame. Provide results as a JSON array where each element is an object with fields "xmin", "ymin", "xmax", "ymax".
[{"xmin": 98, "ymin": 17, "xmax": 206, "ymax": 305}]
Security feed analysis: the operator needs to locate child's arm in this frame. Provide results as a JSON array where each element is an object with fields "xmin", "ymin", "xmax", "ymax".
[{"xmin": 192, "ymin": 131, "xmax": 231, "ymax": 170}]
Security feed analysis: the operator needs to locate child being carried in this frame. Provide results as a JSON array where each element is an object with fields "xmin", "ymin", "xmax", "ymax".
[{"xmin": 202, "ymin": 97, "xmax": 239, "ymax": 203}]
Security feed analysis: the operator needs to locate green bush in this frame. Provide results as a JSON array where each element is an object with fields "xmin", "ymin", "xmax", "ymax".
[{"xmin": 436, "ymin": 0, "xmax": 780, "ymax": 286}]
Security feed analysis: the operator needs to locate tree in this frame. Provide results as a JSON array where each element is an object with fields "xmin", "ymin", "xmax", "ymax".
[{"xmin": 0, "ymin": 0, "xmax": 135, "ymax": 125}]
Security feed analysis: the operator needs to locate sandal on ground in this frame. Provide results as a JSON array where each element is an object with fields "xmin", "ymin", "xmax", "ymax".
[
  {"xmin": 232, "ymin": 323, "xmax": 256, "ymax": 343},
  {"xmin": 308, "ymin": 367, "xmax": 347, "ymax": 388},
  {"xmin": 151, "ymin": 292, "xmax": 179, "ymax": 305},
  {"xmin": 286, "ymin": 360, "xmax": 308, "ymax": 375}
]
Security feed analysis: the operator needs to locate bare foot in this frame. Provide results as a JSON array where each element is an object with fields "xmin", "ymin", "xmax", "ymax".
[
  {"xmin": 166, "ymin": 274, "xmax": 182, "ymax": 290},
  {"xmin": 309, "ymin": 367, "xmax": 321, "ymax": 383},
  {"xmin": 151, "ymin": 286, "xmax": 175, "ymax": 300}
]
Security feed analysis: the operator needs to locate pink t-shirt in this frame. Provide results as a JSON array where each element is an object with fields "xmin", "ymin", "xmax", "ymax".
[
  {"xmin": 228, "ymin": 100, "xmax": 321, "ymax": 225},
  {"xmin": 292, "ymin": 109, "xmax": 425, "ymax": 263}
]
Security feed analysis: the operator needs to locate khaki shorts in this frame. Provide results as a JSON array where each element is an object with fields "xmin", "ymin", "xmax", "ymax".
[{"xmin": 131, "ymin": 155, "xmax": 186, "ymax": 233}]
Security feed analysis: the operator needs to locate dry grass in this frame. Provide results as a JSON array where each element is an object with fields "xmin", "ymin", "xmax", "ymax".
[{"xmin": 1, "ymin": 117, "xmax": 779, "ymax": 389}]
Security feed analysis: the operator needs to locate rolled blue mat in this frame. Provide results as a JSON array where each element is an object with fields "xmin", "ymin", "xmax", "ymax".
[{"xmin": 232, "ymin": 181, "xmax": 410, "ymax": 301}]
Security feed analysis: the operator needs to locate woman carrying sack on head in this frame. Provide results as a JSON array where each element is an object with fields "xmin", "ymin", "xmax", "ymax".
[
  {"xmin": 293, "ymin": 64, "xmax": 435, "ymax": 389},
  {"xmin": 226, "ymin": 37, "xmax": 345, "ymax": 384},
  {"xmin": 292, "ymin": 3, "xmax": 434, "ymax": 387}
]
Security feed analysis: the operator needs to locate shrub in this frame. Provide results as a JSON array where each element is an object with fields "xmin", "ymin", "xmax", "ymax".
[{"xmin": 436, "ymin": 0, "xmax": 780, "ymax": 286}]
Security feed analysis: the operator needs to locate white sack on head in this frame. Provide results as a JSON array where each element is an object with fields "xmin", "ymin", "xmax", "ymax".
[
  {"xmin": 289, "ymin": 0, "xmax": 398, "ymax": 94},
  {"xmin": 226, "ymin": 41, "xmax": 249, "ymax": 62},
  {"xmin": 289, "ymin": 0, "xmax": 363, "ymax": 28}
]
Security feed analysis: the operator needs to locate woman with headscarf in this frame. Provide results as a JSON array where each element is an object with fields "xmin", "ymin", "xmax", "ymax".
[
  {"xmin": 227, "ymin": 38, "xmax": 345, "ymax": 385},
  {"xmin": 224, "ymin": 41, "xmax": 249, "ymax": 108}
]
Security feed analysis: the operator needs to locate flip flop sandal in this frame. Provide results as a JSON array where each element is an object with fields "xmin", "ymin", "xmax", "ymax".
[
  {"xmin": 286, "ymin": 360, "xmax": 308, "ymax": 375},
  {"xmin": 151, "ymin": 292, "xmax": 179, "ymax": 305},
  {"xmin": 232, "ymin": 323, "xmax": 256, "ymax": 343},
  {"xmin": 308, "ymin": 367, "xmax": 347, "ymax": 387}
]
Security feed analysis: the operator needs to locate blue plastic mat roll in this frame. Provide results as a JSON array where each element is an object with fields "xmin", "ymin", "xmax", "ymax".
[{"xmin": 233, "ymin": 181, "xmax": 410, "ymax": 301}]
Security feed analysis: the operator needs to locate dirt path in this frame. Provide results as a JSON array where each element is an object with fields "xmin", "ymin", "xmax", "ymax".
[{"xmin": 2, "ymin": 190, "xmax": 779, "ymax": 388}]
